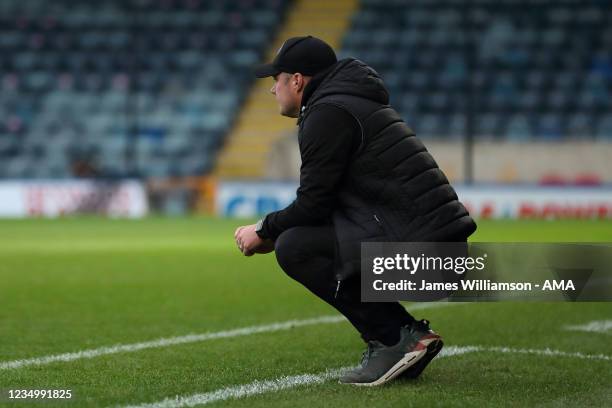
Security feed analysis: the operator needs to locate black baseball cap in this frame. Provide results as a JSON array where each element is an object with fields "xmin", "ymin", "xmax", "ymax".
[{"xmin": 254, "ymin": 36, "xmax": 337, "ymax": 78}]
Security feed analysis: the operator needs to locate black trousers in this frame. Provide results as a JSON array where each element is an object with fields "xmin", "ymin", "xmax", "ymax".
[{"xmin": 274, "ymin": 226, "xmax": 415, "ymax": 346}]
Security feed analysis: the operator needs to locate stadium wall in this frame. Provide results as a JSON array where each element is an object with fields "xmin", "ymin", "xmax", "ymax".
[{"xmin": 266, "ymin": 138, "xmax": 612, "ymax": 184}]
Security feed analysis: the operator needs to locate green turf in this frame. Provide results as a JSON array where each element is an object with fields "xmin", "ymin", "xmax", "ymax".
[{"xmin": 0, "ymin": 218, "xmax": 611, "ymax": 407}]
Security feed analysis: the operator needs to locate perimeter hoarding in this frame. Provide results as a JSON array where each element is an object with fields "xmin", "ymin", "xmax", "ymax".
[
  {"xmin": 216, "ymin": 181, "xmax": 612, "ymax": 219},
  {"xmin": 0, "ymin": 180, "xmax": 148, "ymax": 218}
]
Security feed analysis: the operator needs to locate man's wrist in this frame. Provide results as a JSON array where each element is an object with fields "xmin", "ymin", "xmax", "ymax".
[{"xmin": 254, "ymin": 218, "xmax": 269, "ymax": 240}]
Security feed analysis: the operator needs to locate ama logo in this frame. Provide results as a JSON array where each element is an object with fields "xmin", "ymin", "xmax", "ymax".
[{"xmin": 542, "ymin": 280, "xmax": 576, "ymax": 291}]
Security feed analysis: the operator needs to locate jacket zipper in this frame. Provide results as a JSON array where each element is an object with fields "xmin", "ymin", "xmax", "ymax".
[{"xmin": 334, "ymin": 214, "xmax": 382, "ymax": 299}]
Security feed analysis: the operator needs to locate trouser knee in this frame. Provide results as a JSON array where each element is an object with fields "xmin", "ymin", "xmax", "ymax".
[{"xmin": 274, "ymin": 228, "xmax": 305, "ymax": 282}]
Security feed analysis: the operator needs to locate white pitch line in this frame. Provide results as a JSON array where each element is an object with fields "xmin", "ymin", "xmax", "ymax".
[
  {"xmin": 440, "ymin": 345, "xmax": 481, "ymax": 357},
  {"xmin": 0, "ymin": 302, "xmax": 456, "ymax": 370},
  {"xmin": 484, "ymin": 346, "xmax": 612, "ymax": 361},
  {"xmin": 564, "ymin": 320, "xmax": 612, "ymax": 334},
  {"xmin": 119, "ymin": 366, "xmax": 352, "ymax": 408},
  {"xmin": 118, "ymin": 344, "xmax": 612, "ymax": 408},
  {"xmin": 0, "ymin": 316, "xmax": 344, "ymax": 371},
  {"xmin": 119, "ymin": 346, "xmax": 480, "ymax": 408}
]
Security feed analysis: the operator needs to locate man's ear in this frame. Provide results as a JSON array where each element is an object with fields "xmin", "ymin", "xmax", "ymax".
[{"xmin": 292, "ymin": 73, "xmax": 306, "ymax": 92}]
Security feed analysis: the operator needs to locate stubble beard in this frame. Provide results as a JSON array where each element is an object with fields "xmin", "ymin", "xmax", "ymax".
[{"xmin": 280, "ymin": 103, "xmax": 299, "ymax": 118}]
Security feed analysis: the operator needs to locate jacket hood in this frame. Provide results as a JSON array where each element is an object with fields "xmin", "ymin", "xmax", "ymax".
[{"xmin": 302, "ymin": 58, "xmax": 390, "ymax": 108}]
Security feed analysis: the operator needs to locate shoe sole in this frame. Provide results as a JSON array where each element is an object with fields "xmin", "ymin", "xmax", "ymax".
[
  {"xmin": 345, "ymin": 336, "xmax": 440, "ymax": 387},
  {"xmin": 400, "ymin": 338, "xmax": 444, "ymax": 379}
]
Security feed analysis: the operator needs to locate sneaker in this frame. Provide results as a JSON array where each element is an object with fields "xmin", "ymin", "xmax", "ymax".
[
  {"xmin": 339, "ymin": 321, "xmax": 442, "ymax": 386},
  {"xmin": 399, "ymin": 319, "xmax": 444, "ymax": 380}
]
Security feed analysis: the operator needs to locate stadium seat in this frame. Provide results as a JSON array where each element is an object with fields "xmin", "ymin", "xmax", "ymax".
[
  {"xmin": 0, "ymin": 0, "xmax": 290, "ymax": 179},
  {"xmin": 340, "ymin": 0, "xmax": 611, "ymax": 140}
]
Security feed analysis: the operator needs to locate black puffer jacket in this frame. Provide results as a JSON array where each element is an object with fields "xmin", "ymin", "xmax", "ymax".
[{"xmin": 262, "ymin": 58, "xmax": 477, "ymax": 281}]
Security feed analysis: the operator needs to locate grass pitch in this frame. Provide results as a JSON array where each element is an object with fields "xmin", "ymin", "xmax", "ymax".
[{"xmin": 0, "ymin": 218, "xmax": 611, "ymax": 407}]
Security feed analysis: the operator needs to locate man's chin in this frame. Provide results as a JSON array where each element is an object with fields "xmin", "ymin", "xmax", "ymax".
[
  {"xmin": 279, "ymin": 106, "xmax": 299, "ymax": 118},
  {"xmin": 280, "ymin": 111, "xmax": 299, "ymax": 118}
]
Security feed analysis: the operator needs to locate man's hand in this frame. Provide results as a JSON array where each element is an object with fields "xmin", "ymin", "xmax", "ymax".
[{"xmin": 234, "ymin": 224, "xmax": 275, "ymax": 256}]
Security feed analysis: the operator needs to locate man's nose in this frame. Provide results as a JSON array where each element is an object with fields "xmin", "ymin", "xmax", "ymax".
[{"xmin": 270, "ymin": 84, "xmax": 276, "ymax": 94}]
